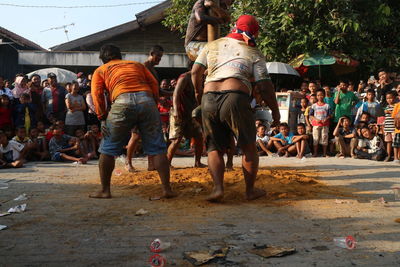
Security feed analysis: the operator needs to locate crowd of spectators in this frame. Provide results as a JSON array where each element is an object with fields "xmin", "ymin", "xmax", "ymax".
[{"xmin": 1, "ymin": 67, "xmax": 400, "ymax": 169}]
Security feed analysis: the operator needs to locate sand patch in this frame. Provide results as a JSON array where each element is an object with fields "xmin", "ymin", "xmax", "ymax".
[{"xmin": 111, "ymin": 167, "xmax": 352, "ymax": 205}]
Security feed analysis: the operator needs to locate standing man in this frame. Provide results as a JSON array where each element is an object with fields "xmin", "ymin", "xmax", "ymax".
[
  {"xmin": 42, "ymin": 73, "xmax": 67, "ymax": 122},
  {"xmin": 89, "ymin": 44, "xmax": 175, "ymax": 199},
  {"xmin": 192, "ymin": 15, "xmax": 280, "ymax": 202},
  {"xmin": 28, "ymin": 74, "xmax": 44, "ymax": 122},
  {"xmin": 167, "ymin": 62, "xmax": 205, "ymax": 167},
  {"xmin": 376, "ymin": 69, "xmax": 394, "ymax": 106},
  {"xmin": 143, "ymin": 45, "xmax": 164, "ymax": 82},
  {"xmin": 185, "ymin": 0, "xmax": 233, "ymax": 61},
  {"xmin": 334, "ymin": 80, "xmax": 359, "ymax": 124}
]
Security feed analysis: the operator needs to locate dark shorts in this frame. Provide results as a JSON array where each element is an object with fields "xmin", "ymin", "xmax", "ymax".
[
  {"xmin": 169, "ymin": 110, "xmax": 202, "ymax": 140},
  {"xmin": 393, "ymin": 133, "xmax": 400, "ymax": 148},
  {"xmin": 99, "ymin": 92, "xmax": 166, "ymax": 157},
  {"xmin": 201, "ymin": 91, "xmax": 255, "ymax": 152}
]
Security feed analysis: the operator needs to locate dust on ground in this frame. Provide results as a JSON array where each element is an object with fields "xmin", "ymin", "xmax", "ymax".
[{"xmin": 111, "ymin": 166, "xmax": 353, "ymax": 205}]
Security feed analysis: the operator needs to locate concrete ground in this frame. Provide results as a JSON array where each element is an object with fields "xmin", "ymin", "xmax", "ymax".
[{"xmin": 0, "ymin": 156, "xmax": 400, "ymax": 266}]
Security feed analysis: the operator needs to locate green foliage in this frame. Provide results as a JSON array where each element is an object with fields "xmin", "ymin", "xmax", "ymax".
[{"xmin": 163, "ymin": 0, "xmax": 400, "ymax": 73}]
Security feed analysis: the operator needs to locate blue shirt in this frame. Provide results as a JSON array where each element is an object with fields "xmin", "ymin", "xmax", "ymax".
[{"xmin": 274, "ymin": 132, "xmax": 294, "ymax": 144}]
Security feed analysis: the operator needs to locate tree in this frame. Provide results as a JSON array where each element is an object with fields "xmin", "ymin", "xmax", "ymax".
[{"xmin": 163, "ymin": 0, "xmax": 400, "ymax": 73}]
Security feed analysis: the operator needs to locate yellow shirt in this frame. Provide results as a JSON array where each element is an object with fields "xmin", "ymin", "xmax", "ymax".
[{"xmin": 392, "ymin": 103, "xmax": 400, "ymax": 133}]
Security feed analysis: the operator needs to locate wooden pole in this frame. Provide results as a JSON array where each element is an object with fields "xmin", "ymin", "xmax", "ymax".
[{"xmin": 207, "ymin": 0, "xmax": 220, "ymax": 42}]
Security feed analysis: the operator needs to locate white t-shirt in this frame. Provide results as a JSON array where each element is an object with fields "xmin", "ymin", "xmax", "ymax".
[
  {"xmin": 195, "ymin": 37, "xmax": 271, "ymax": 94},
  {"xmin": 256, "ymin": 135, "xmax": 270, "ymax": 144},
  {"xmin": 358, "ymin": 136, "xmax": 383, "ymax": 154},
  {"xmin": 0, "ymin": 140, "xmax": 24, "ymax": 162}
]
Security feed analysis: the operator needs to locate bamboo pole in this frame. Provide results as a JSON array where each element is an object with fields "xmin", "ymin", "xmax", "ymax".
[{"xmin": 207, "ymin": 0, "xmax": 220, "ymax": 42}]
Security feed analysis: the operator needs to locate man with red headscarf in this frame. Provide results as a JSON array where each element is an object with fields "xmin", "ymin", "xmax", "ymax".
[{"xmin": 192, "ymin": 15, "xmax": 280, "ymax": 202}]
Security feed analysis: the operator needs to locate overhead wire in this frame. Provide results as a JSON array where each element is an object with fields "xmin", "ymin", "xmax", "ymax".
[{"xmin": 0, "ymin": 1, "xmax": 163, "ymax": 9}]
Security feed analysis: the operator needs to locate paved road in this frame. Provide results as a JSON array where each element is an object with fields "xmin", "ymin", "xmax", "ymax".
[{"xmin": 1, "ymin": 157, "xmax": 399, "ymax": 266}]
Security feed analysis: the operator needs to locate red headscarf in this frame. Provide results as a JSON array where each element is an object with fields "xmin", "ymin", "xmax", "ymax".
[{"xmin": 227, "ymin": 15, "xmax": 260, "ymax": 47}]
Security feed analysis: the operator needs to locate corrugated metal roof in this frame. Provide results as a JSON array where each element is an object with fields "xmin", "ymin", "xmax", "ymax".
[{"xmin": 0, "ymin": 26, "xmax": 45, "ymax": 51}]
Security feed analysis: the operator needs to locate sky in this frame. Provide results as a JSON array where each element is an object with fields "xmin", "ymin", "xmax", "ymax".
[{"xmin": 0, "ymin": 0, "xmax": 163, "ymax": 49}]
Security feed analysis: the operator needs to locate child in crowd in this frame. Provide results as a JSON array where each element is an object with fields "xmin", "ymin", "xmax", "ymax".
[
  {"xmin": 158, "ymin": 96, "xmax": 172, "ymax": 137},
  {"xmin": 36, "ymin": 121, "xmax": 47, "ymax": 138},
  {"xmin": 29, "ymin": 127, "xmax": 49, "ymax": 161},
  {"xmin": 88, "ymin": 124, "xmax": 102, "ymax": 149},
  {"xmin": 292, "ymin": 123, "xmax": 310, "ymax": 159},
  {"xmin": 297, "ymin": 98, "xmax": 308, "ymax": 125},
  {"xmin": 305, "ymin": 94, "xmax": 316, "ymax": 134},
  {"xmin": 13, "ymin": 93, "xmax": 36, "ymax": 132},
  {"xmin": 383, "ymin": 91, "xmax": 397, "ymax": 161},
  {"xmin": 48, "ymin": 126, "xmax": 87, "ymax": 163},
  {"xmin": 270, "ymin": 123, "xmax": 297, "ymax": 157},
  {"xmin": 333, "ymin": 116, "xmax": 356, "ymax": 158},
  {"xmin": 256, "ymin": 124, "xmax": 273, "ymax": 156},
  {"xmin": 355, "ymin": 125, "xmax": 386, "ymax": 161},
  {"xmin": 309, "ymin": 89, "xmax": 332, "ymax": 157},
  {"xmin": 355, "ymin": 89, "xmax": 383, "ymax": 124},
  {"xmin": 75, "ymin": 128, "xmax": 97, "ymax": 160},
  {"xmin": 65, "ymin": 81, "xmax": 86, "ymax": 136},
  {"xmin": 0, "ymin": 95, "xmax": 12, "ymax": 130},
  {"xmin": 392, "ymin": 101, "xmax": 400, "ymax": 163},
  {"xmin": 0, "ymin": 130, "xmax": 25, "ymax": 168},
  {"xmin": 12, "ymin": 126, "xmax": 32, "ymax": 145}
]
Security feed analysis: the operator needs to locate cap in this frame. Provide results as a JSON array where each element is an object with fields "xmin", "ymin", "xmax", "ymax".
[{"xmin": 47, "ymin": 72, "xmax": 57, "ymax": 78}]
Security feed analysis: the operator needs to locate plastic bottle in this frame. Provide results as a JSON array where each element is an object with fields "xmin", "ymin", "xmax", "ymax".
[
  {"xmin": 150, "ymin": 239, "xmax": 171, "ymax": 253},
  {"xmin": 333, "ymin": 235, "xmax": 356, "ymax": 249}
]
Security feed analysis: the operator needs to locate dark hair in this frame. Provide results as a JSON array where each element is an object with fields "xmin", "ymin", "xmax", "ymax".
[
  {"xmin": 99, "ymin": 44, "xmax": 122, "ymax": 64},
  {"xmin": 21, "ymin": 93, "xmax": 31, "ymax": 100},
  {"xmin": 297, "ymin": 123, "xmax": 306, "ymax": 128},
  {"xmin": 361, "ymin": 111, "xmax": 371, "ymax": 117},
  {"xmin": 316, "ymin": 89, "xmax": 325, "ymax": 96},
  {"xmin": 366, "ymin": 88, "xmax": 375, "ymax": 95},
  {"xmin": 30, "ymin": 74, "xmax": 41, "ymax": 80},
  {"xmin": 386, "ymin": 90, "xmax": 397, "ymax": 98},
  {"xmin": 16, "ymin": 126, "xmax": 26, "ymax": 131},
  {"xmin": 257, "ymin": 124, "xmax": 266, "ymax": 129},
  {"xmin": 310, "ymin": 94, "xmax": 316, "ymax": 97},
  {"xmin": 360, "ymin": 126, "xmax": 370, "ymax": 132},
  {"xmin": 342, "ymin": 115, "xmax": 351, "ymax": 121},
  {"xmin": 150, "ymin": 45, "xmax": 164, "ymax": 55},
  {"xmin": 279, "ymin": 122, "xmax": 289, "ymax": 128},
  {"xmin": 65, "ymin": 82, "xmax": 72, "ymax": 86},
  {"xmin": 29, "ymin": 127, "xmax": 38, "ymax": 133},
  {"xmin": 300, "ymin": 97, "xmax": 308, "ymax": 103},
  {"xmin": 339, "ymin": 80, "xmax": 348, "ymax": 84},
  {"xmin": 377, "ymin": 68, "xmax": 387, "ymax": 74}
]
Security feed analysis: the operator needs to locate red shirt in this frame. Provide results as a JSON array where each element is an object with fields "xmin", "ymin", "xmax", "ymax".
[
  {"xmin": 0, "ymin": 106, "xmax": 12, "ymax": 128},
  {"xmin": 51, "ymin": 87, "xmax": 59, "ymax": 113}
]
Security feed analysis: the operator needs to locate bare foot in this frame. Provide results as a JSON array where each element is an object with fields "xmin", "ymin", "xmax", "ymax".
[
  {"xmin": 89, "ymin": 191, "xmax": 111, "ymax": 199},
  {"xmin": 79, "ymin": 158, "xmax": 88, "ymax": 164},
  {"xmin": 125, "ymin": 164, "xmax": 136, "ymax": 173},
  {"xmin": 162, "ymin": 189, "xmax": 178, "ymax": 199},
  {"xmin": 194, "ymin": 162, "xmax": 207, "ymax": 168},
  {"xmin": 296, "ymin": 154, "xmax": 303, "ymax": 159},
  {"xmin": 206, "ymin": 189, "xmax": 224, "ymax": 202},
  {"xmin": 246, "ymin": 188, "xmax": 266, "ymax": 200}
]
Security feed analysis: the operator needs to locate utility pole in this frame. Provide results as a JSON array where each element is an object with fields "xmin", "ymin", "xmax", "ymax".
[{"xmin": 41, "ymin": 23, "xmax": 75, "ymax": 41}]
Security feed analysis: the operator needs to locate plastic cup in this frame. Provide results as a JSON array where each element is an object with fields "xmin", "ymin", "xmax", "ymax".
[
  {"xmin": 333, "ymin": 235, "xmax": 356, "ymax": 249},
  {"xmin": 150, "ymin": 239, "xmax": 171, "ymax": 253},
  {"xmin": 149, "ymin": 254, "xmax": 166, "ymax": 267},
  {"xmin": 392, "ymin": 188, "xmax": 400, "ymax": 201}
]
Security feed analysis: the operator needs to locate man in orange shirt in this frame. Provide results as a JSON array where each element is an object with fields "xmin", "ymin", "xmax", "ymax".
[{"xmin": 90, "ymin": 44, "xmax": 176, "ymax": 199}]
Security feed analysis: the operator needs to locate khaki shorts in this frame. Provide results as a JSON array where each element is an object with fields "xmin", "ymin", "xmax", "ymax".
[
  {"xmin": 169, "ymin": 110, "xmax": 202, "ymax": 140},
  {"xmin": 185, "ymin": 41, "xmax": 207, "ymax": 61},
  {"xmin": 312, "ymin": 126, "xmax": 329, "ymax": 146}
]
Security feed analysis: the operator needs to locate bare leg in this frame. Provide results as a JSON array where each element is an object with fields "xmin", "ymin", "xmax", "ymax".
[
  {"xmin": 385, "ymin": 141, "xmax": 392, "ymax": 161},
  {"xmin": 322, "ymin": 145, "xmax": 328, "ymax": 157},
  {"xmin": 241, "ymin": 143, "xmax": 265, "ymax": 200},
  {"xmin": 194, "ymin": 137, "xmax": 206, "ymax": 167},
  {"xmin": 207, "ymin": 150, "xmax": 225, "ymax": 202},
  {"xmin": 152, "ymin": 154, "xmax": 177, "ymax": 198},
  {"xmin": 225, "ymin": 136, "xmax": 235, "ymax": 170},
  {"xmin": 60, "ymin": 153, "xmax": 83, "ymax": 163},
  {"xmin": 89, "ymin": 154, "xmax": 114, "ymax": 199},
  {"xmin": 125, "ymin": 133, "xmax": 139, "ymax": 172},
  {"xmin": 167, "ymin": 137, "xmax": 182, "ymax": 164},
  {"xmin": 394, "ymin": 148, "xmax": 399, "ymax": 161}
]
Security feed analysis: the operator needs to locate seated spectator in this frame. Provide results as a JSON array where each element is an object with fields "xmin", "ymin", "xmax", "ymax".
[
  {"xmin": 12, "ymin": 126, "xmax": 32, "ymax": 145},
  {"xmin": 355, "ymin": 89, "xmax": 384, "ymax": 124},
  {"xmin": 29, "ymin": 127, "xmax": 49, "ymax": 161},
  {"xmin": 333, "ymin": 116, "xmax": 356, "ymax": 158},
  {"xmin": 65, "ymin": 81, "xmax": 86, "ymax": 136},
  {"xmin": 0, "ymin": 130, "xmax": 25, "ymax": 168},
  {"xmin": 0, "ymin": 95, "xmax": 12, "ymax": 130},
  {"xmin": 14, "ymin": 93, "xmax": 37, "ymax": 132},
  {"xmin": 354, "ymin": 126, "xmax": 386, "ymax": 161},
  {"xmin": 88, "ymin": 124, "xmax": 102, "ymax": 149},
  {"xmin": 36, "ymin": 121, "xmax": 47, "ymax": 138},
  {"xmin": 270, "ymin": 123, "xmax": 297, "ymax": 157},
  {"xmin": 292, "ymin": 123, "xmax": 311, "ymax": 159},
  {"xmin": 256, "ymin": 124, "xmax": 273, "ymax": 156},
  {"xmin": 46, "ymin": 120, "xmax": 65, "ymax": 142},
  {"xmin": 48, "ymin": 126, "xmax": 87, "ymax": 163},
  {"xmin": 75, "ymin": 128, "xmax": 97, "ymax": 160}
]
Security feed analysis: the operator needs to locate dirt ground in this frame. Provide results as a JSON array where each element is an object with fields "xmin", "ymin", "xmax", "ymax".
[{"xmin": 0, "ymin": 156, "xmax": 400, "ymax": 266}]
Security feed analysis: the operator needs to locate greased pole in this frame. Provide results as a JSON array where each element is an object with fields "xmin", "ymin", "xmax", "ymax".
[{"xmin": 207, "ymin": 0, "xmax": 220, "ymax": 42}]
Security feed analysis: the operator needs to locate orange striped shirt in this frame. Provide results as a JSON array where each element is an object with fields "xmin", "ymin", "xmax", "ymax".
[{"xmin": 91, "ymin": 59, "xmax": 159, "ymax": 120}]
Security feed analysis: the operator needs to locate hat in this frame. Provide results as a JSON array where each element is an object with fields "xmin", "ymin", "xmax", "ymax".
[
  {"xmin": 47, "ymin": 72, "xmax": 57, "ymax": 78},
  {"xmin": 77, "ymin": 72, "xmax": 84, "ymax": 78}
]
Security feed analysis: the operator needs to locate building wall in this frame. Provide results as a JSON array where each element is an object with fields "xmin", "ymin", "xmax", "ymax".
[
  {"xmin": 0, "ymin": 45, "xmax": 20, "ymax": 80},
  {"xmin": 84, "ymin": 22, "xmax": 185, "ymax": 54}
]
